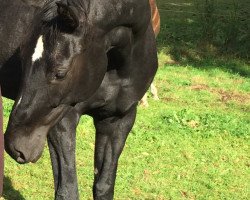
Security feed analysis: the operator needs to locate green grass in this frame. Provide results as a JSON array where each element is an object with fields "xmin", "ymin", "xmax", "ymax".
[
  {"xmin": 2, "ymin": 0, "xmax": 250, "ymax": 199},
  {"xmin": 157, "ymin": 0, "xmax": 250, "ymax": 62},
  {"xmin": 2, "ymin": 60, "xmax": 250, "ymax": 199}
]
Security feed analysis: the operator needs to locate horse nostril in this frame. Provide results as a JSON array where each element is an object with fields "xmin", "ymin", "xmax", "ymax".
[{"xmin": 15, "ymin": 150, "xmax": 26, "ymax": 164}]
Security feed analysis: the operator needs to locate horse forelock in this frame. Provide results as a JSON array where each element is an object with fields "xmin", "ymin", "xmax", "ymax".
[
  {"xmin": 20, "ymin": 0, "xmax": 90, "ymax": 65},
  {"xmin": 41, "ymin": 0, "xmax": 89, "ymax": 23},
  {"xmin": 41, "ymin": 0, "xmax": 59, "ymax": 22}
]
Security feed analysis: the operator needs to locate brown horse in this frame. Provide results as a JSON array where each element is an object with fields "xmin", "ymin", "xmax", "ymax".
[{"xmin": 141, "ymin": 0, "xmax": 160, "ymax": 107}]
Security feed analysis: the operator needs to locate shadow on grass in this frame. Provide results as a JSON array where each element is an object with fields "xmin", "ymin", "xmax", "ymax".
[
  {"xmin": 3, "ymin": 176, "xmax": 25, "ymax": 200},
  {"xmin": 156, "ymin": 0, "xmax": 250, "ymax": 77},
  {"xmin": 189, "ymin": 59, "xmax": 249, "ymax": 77},
  {"xmin": 167, "ymin": 47, "xmax": 250, "ymax": 77}
]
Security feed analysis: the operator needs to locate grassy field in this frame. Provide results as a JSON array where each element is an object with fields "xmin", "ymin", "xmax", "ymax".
[
  {"xmin": 2, "ymin": 61, "xmax": 250, "ymax": 200},
  {"xmin": 157, "ymin": 0, "xmax": 250, "ymax": 65},
  {"xmin": 1, "ymin": 0, "xmax": 250, "ymax": 199}
]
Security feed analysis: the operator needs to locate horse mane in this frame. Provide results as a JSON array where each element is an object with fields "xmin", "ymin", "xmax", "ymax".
[
  {"xmin": 36, "ymin": 0, "xmax": 89, "ymax": 44},
  {"xmin": 41, "ymin": 0, "xmax": 89, "ymax": 23},
  {"xmin": 20, "ymin": 0, "xmax": 89, "ymax": 56}
]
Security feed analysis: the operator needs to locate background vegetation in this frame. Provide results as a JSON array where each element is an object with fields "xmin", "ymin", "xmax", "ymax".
[
  {"xmin": 157, "ymin": 0, "xmax": 250, "ymax": 64},
  {"xmin": 1, "ymin": 0, "xmax": 250, "ymax": 199}
]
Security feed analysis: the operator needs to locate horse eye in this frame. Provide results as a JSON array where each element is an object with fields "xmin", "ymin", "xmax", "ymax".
[{"xmin": 55, "ymin": 71, "xmax": 67, "ymax": 80}]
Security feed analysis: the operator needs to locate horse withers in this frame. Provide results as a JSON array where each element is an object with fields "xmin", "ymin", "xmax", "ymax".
[{"xmin": 4, "ymin": 0, "xmax": 158, "ymax": 199}]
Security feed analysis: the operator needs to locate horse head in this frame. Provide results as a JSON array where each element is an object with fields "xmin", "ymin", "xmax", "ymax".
[{"xmin": 5, "ymin": 0, "xmax": 108, "ymax": 163}]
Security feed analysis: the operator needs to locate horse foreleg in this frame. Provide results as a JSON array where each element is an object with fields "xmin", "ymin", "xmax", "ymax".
[
  {"xmin": 47, "ymin": 109, "xmax": 80, "ymax": 200},
  {"xmin": 92, "ymin": 105, "xmax": 137, "ymax": 200},
  {"xmin": 140, "ymin": 92, "xmax": 149, "ymax": 107},
  {"xmin": 150, "ymin": 83, "xmax": 159, "ymax": 100}
]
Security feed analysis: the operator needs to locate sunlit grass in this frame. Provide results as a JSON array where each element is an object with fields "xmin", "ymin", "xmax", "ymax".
[
  {"xmin": 2, "ymin": 55, "xmax": 249, "ymax": 199},
  {"xmin": 1, "ymin": 0, "xmax": 250, "ymax": 199}
]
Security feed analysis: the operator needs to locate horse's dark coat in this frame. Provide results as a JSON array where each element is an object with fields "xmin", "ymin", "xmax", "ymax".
[
  {"xmin": 3, "ymin": 0, "xmax": 158, "ymax": 199},
  {"xmin": 0, "ymin": 0, "xmax": 46, "ymax": 99}
]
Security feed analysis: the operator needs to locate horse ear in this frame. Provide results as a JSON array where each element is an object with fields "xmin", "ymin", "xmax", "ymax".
[{"xmin": 56, "ymin": 2, "xmax": 79, "ymax": 31}]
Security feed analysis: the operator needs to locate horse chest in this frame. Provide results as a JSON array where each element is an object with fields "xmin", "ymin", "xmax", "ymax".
[{"xmin": 84, "ymin": 70, "xmax": 136, "ymax": 117}]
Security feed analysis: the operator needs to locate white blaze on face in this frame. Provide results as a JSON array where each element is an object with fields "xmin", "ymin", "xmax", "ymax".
[
  {"xmin": 32, "ymin": 35, "xmax": 44, "ymax": 62},
  {"xmin": 15, "ymin": 96, "xmax": 22, "ymax": 110}
]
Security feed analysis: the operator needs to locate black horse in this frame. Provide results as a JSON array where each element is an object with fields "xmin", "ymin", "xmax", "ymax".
[{"xmin": 4, "ymin": 0, "xmax": 158, "ymax": 199}]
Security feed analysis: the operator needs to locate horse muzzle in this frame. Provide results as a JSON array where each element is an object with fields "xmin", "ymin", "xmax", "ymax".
[{"xmin": 4, "ymin": 125, "xmax": 49, "ymax": 164}]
